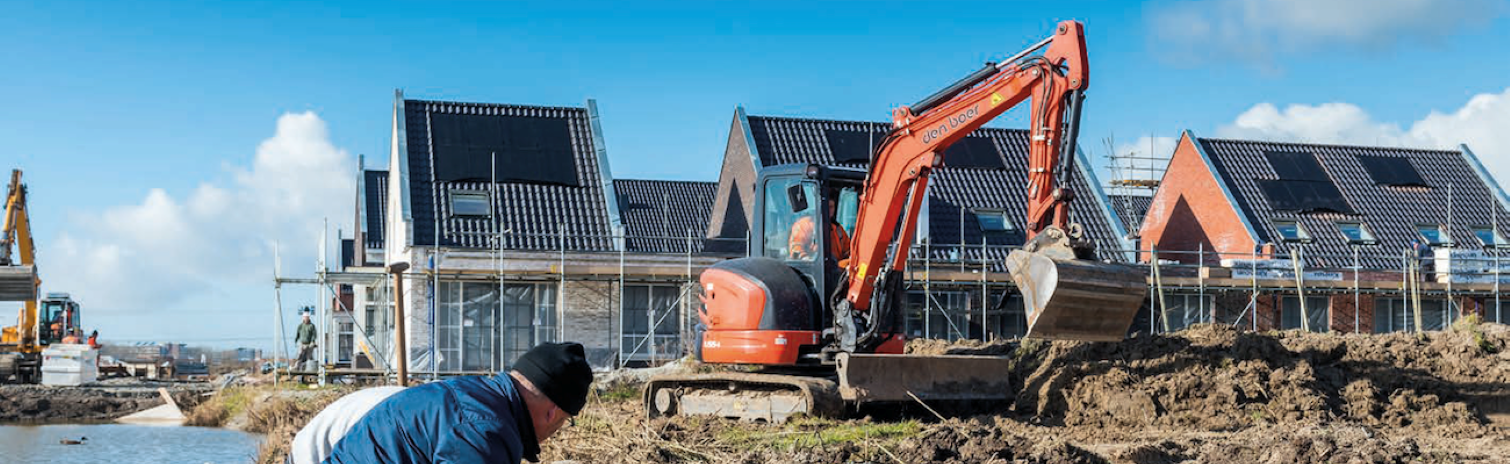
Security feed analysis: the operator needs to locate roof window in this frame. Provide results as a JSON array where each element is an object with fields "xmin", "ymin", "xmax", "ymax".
[
  {"xmin": 1273, "ymin": 219, "xmax": 1312, "ymax": 243},
  {"xmin": 1471, "ymin": 226, "xmax": 1507, "ymax": 249},
  {"xmin": 1335, "ymin": 222, "xmax": 1377, "ymax": 245},
  {"xmin": 973, "ymin": 209, "xmax": 1014, "ymax": 232},
  {"xmin": 1416, "ymin": 223, "xmax": 1453, "ymax": 247},
  {"xmin": 450, "ymin": 191, "xmax": 490, "ymax": 217}
]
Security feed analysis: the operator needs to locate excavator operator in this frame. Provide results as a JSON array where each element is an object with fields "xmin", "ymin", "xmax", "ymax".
[{"xmin": 788, "ymin": 195, "xmax": 850, "ymax": 263}]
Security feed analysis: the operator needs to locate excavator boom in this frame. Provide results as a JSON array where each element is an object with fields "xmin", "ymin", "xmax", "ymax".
[{"xmin": 839, "ymin": 21, "xmax": 1142, "ymax": 347}]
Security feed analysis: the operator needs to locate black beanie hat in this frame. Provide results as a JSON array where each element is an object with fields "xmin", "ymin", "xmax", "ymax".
[{"xmin": 514, "ymin": 342, "xmax": 593, "ymax": 415}]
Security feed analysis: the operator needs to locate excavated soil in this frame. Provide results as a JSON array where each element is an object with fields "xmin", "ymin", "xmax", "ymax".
[
  {"xmin": 541, "ymin": 322, "xmax": 1510, "ymax": 463},
  {"xmin": 0, "ymin": 382, "xmax": 208, "ymax": 423},
  {"xmin": 1012, "ymin": 323, "xmax": 1510, "ymax": 437}
]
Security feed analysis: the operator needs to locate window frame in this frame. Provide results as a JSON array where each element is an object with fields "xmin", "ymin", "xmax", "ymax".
[
  {"xmin": 449, "ymin": 190, "xmax": 491, "ymax": 217},
  {"xmin": 1272, "ymin": 219, "xmax": 1312, "ymax": 243},
  {"xmin": 1334, "ymin": 221, "xmax": 1377, "ymax": 246}
]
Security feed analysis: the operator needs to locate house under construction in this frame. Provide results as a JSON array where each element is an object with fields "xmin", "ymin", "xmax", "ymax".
[{"xmin": 296, "ymin": 95, "xmax": 1510, "ymax": 379}]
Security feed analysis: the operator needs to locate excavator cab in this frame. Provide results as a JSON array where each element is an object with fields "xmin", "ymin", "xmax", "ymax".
[{"xmin": 38, "ymin": 293, "xmax": 81, "ymax": 345}]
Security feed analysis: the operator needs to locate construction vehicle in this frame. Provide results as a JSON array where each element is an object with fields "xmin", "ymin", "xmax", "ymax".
[
  {"xmin": 0, "ymin": 170, "xmax": 87, "ymax": 383},
  {"xmin": 646, "ymin": 21, "xmax": 1147, "ymax": 421}
]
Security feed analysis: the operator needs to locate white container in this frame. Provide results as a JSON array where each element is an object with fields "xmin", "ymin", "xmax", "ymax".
[{"xmin": 40, "ymin": 344, "xmax": 99, "ymax": 386}]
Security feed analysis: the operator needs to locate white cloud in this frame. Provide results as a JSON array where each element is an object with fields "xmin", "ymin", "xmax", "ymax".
[
  {"xmin": 44, "ymin": 112, "xmax": 353, "ymax": 326},
  {"xmin": 1109, "ymin": 135, "xmax": 1178, "ymax": 183},
  {"xmin": 1148, "ymin": 0, "xmax": 1502, "ymax": 66},
  {"xmin": 1216, "ymin": 87, "xmax": 1510, "ymax": 181}
]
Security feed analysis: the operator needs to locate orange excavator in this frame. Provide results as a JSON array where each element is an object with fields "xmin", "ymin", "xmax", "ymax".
[{"xmin": 646, "ymin": 21, "xmax": 1147, "ymax": 421}]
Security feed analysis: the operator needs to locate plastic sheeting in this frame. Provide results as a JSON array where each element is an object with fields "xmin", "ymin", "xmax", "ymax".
[
  {"xmin": 407, "ymin": 281, "xmax": 556, "ymax": 373},
  {"xmin": 1280, "ymin": 296, "xmax": 1330, "ymax": 332},
  {"xmin": 1374, "ymin": 298, "xmax": 1447, "ymax": 333},
  {"xmin": 621, "ymin": 285, "xmax": 682, "ymax": 361},
  {"xmin": 1159, "ymin": 295, "xmax": 1213, "ymax": 332}
]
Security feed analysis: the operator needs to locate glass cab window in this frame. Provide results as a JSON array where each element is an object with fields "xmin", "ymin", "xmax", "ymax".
[
  {"xmin": 40, "ymin": 299, "xmax": 78, "ymax": 343},
  {"xmin": 762, "ymin": 177, "xmax": 819, "ymax": 262},
  {"xmin": 835, "ymin": 187, "xmax": 860, "ymax": 235}
]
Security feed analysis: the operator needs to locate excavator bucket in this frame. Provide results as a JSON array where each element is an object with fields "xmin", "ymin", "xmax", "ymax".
[
  {"xmin": 835, "ymin": 353, "xmax": 1014, "ymax": 404},
  {"xmin": 1006, "ymin": 250, "xmax": 1146, "ymax": 341},
  {"xmin": 0, "ymin": 265, "xmax": 36, "ymax": 302}
]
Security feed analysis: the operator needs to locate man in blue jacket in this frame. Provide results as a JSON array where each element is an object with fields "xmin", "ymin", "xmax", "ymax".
[{"xmin": 324, "ymin": 342, "xmax": 593, "ymax": 463}]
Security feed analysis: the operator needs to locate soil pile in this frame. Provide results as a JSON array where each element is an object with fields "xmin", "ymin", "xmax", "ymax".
[
  {"xmin": 1014, "ymin": 322, "xmax": 1510, "ymax": 437},
  {"xmin": 906, "ymin": 338, "xmax": 1019, "ymax": 356},
  {"xmin": 0, "ymin": 383, "xmax": 208, "ymax": 423}
]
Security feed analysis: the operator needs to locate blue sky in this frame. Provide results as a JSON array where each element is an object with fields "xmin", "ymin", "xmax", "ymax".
[{"xmin": 3, "ymin": 1, "xmax": 1509, "ymax": 348}]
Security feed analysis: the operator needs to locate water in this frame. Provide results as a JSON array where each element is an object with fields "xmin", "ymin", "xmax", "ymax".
[{"xmin": 0, "ymin": 424, "xmax": 262, "ymax": 464}]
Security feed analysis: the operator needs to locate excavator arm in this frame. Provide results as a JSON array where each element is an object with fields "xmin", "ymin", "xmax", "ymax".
[
  {"xmin": 838, "ymin": 21, "xmax": 1143, "ymax": 349},
  {"xmin": 1, "ymin": 169, "xmax": 40, "ymax": 349},
  {"xmin": 837, "ymin": 22, "xmax": 1091, "ymax": 348}
]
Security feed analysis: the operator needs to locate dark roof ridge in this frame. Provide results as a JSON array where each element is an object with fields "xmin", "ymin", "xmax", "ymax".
[
  {"xmin": 1196, "ymin": 136, "xmax": 1460, "ymax": 155},
  {"xmin": 746, "ymin": 113, "xmax": 1029, "ymax": 135},
  {"xmin": 403, "ymin": 98, "xmax": 585, "ymax": 112},
  {"xmin": 615, "ymin": 178, "xmax": 716, "ymax": 185}
]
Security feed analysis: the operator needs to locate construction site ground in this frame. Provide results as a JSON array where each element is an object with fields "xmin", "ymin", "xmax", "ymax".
[
  {"xmin": 0, "ymin": 379, "xmax": 211, "ymax": 424},
  {"xmin": 537, "ymin": 321, "xmax": 1510, "ymax": 464}
]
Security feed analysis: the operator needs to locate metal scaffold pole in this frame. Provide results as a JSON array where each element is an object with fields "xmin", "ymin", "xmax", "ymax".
[
  {"xmin": 980, "ymin": 236, "xmax": 988, "ymax": 341},
  {"xmin": 1251, "ymin": 245, "xmax": 1258, "ymax": 331},
  {"xmin": 1292, "ymin": 246, "xmax": 1308, "ymax": 333},
  {"xmin": 272, "ymin": 243, "xmax": 285, "ymax": 389},
  {"xmin": 924, "ymin": 240, "xmax": 932, "ymax": 338},
  {"xmin": 1198, "ymin": 243, "xmax": 1206, "ymax": 324},
  {"xmin": 1359, "ymin": 247, "xmax": 1371, "ymax": 334}
]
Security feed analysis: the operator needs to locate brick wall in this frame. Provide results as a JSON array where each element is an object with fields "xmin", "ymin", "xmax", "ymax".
[
  {"xmin": 1141, "ymin": 134, "xmax": 1258, "ymax": 264},
  {"xmin": 1328, "ymin": 294, "xmax": 1374, "ymax": 333},
  {"xmin": 561, "ymin": 280, "xmax": 618, "ymax": 367},
  {"xmin": 1254, "ymin": 294, "xmax": 1279, "ymax": 331}
]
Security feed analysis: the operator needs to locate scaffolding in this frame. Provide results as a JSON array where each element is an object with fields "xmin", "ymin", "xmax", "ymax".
[{"xmin": 271, "ymin": 207, "xmax": 1510, "ymax": 383}]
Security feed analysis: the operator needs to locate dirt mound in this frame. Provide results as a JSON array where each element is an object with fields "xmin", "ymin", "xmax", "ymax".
[
  {"xmin": 1013, "ymin": 322, "xmax": 1510, "ymax": 437},
  {"xmin": 906, "ymin": 337, "xmax": 1019, "ymax": 356},
  {"xmin": 893, "ymin": 420, "xmax": 1103, "ymax": 464},
  {"xmin": 0, "ymin": 383, "xmax": 208, "ymax": 423},
  {"xmin": 1101, "ymin": 425, "xmax": 1443, "ymax": 464}
]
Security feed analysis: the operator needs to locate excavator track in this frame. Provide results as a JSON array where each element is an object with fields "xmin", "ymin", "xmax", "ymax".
[
  {"xmin": 645, "ymin": 372, "xmax": 843, "ymax": 423},
  {"xmin": 646, "ymin": 354, "xmax": 1015, "ymax": 422}
]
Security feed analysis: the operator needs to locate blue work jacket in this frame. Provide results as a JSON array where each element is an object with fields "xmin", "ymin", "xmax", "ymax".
[{"xmin": 324, "ymin": 374, "xmax": 540, "ymax": 463}]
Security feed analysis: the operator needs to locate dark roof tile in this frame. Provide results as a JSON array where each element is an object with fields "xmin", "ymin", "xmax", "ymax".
[
  {"xmin": 614, "ymin": 179, "xmax": 717, "ymax": 253},
  {"xmin": 403, "ymin": 99, "xmax": 613, "ymax": 251},
  {"xmin": 363, "ymin": 170, "xmax": 388, "ymax": 249},
  {"xmin": 1198, "ymin": 137, "xmax": 1510, "ymax": 268}
]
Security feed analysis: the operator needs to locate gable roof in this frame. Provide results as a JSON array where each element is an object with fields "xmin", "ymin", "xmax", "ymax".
[
  {"xmin": 1107, "ymin": 194, "xmax": 1152, "ymax": 235},
  {"xmin": 362, "ymin": 170, "xmax": 388, "ymax": 250},
  {"xmin": 739, "ymin": 114, "xmax": 1128, "ymax": 262},
  {"xmin": 399, "ymin": 99, "xmax": 615, "ymax": 251},
  {"xmin": 613, "ymin": 179, "xmax": 717, "ymax": 253},
  {"xmin": 1197, "ymin": 136, "xmax": 1510, "ymax": 268}
]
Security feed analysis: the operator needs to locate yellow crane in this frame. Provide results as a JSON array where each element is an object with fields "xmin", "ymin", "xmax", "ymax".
[{"xmin": 1, "ymin": 169, "xmax": 82, "ymax": 383}]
